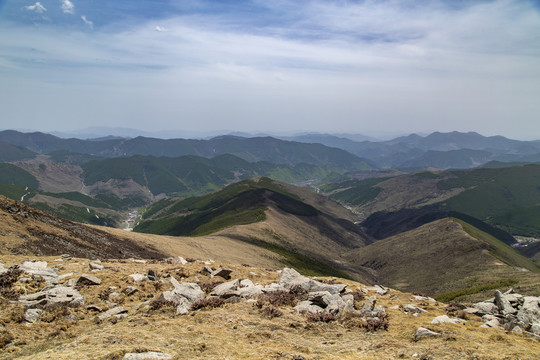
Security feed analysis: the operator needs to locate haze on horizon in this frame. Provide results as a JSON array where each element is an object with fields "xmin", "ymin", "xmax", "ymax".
[{"xmin": 1, "ymin": 0, "xmax": 539, "ymax": 140}]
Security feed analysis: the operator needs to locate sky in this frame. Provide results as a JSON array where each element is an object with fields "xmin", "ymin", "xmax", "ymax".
[{"xmin": 0, "ymin": 0, "xmax": 539, "ymax": 139}]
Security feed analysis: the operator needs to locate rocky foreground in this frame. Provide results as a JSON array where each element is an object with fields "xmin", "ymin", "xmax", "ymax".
[{"xmin": 1, "ymin": 255, "xmax": 539, "ymax": 360}]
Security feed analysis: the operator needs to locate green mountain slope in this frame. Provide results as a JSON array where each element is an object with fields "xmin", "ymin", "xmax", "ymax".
[
  {"xmin": 135, "ymin": 177, "xmax": 319, "ymax": 236},
  {"xmin": 344, "ymin": 217, "xmax": 540, "ymax": 300},
  {"xmin": 0, "ymin": 141, "xmax": 36, "ymax": 161}
]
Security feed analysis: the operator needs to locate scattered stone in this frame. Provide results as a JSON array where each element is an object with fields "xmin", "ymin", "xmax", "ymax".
[
  {"xmin": 18, "ymin": 286, "xmax": 84, "ymax": 308},
  {"xmin": 147, "ymin": 269, "xmax": 157, "ymax": 281},
  {"xmin": 98, "ymin": 306, "xmax": 128, "ymax": 320},
  {"xmin": 109, "ymin": 292, "xmax": 121, "ymax": 299},
  {"xmin": 124, "ymin": 286, "xmax": 139, "ymax": 296},
  {"xmin": 512, "ymin": 326, "xmax": 523, "ymax": 334},
  {"xmin": 211, "ymin": 267, "xmax": 233, "ymax": 280},
  {"xmin": 415, "ymin": 327, "xmax": 441, "ymax": 339},
  {"xmin": 58, "ymin": 272, "xmax": 74, "ymax": 281},
  {"xmin": 86, "ymin": 305, "xmax": 103, "ymax": 312},
  {"xmin": 123, "ymin": 352, "xmax": 172, "ymax": 360},
  {"xmin": 77, "ymin": 274, "xmax": 101, "ymax": 286},
  {"xmin": 129, "ymin": 274, "xmax": 148, "ymax": 282},
  {"xmin": 88, "ymin": 262, "xmax": 103, "ymax": 271},
  {"xmin": 481, "ymin": 320, "xmax": 500, "ymax": 328},
  {"xmin": 530, "ymin": 323, "xmax": 540, "ymax": 336},
  {"xmin": 431, "ymin": 315, "xmax": 464, "ymax": 325},
  {"xmin": 65, "ymin": 314, "xmax": 78, "ymax": 322},
  {"xmin": 403, "ymin": 304, "xmax": 427, "ymax": 314},
  {"xmin": 64, "ymin": 278, "xmax": 78, "ymax": 287},
  {"xmin": 171, "ymin": 256, "xmax": 188, "ymax": 265},
  {"xmin": 201, "ymin": 266, "xmax": 213, "ymax": 275},
  {"xmin": 131, "ymin": 259, "xmax": 147, "ymax": 264},
  {"xmin": 23, "ymin": 308, "xmax": 42, "ymax": 323}
]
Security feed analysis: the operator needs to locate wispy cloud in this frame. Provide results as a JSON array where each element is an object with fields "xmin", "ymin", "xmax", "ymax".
[
  {"xmin": 60, "ymin": 0, "xmax": 75, "ymax": 14},
  {"xmin": 24, "ymin": 2, "xmax": 46, "ymax": 13},
  {"xmin": 2, "ymin": 0, "xmax": 540, "ymax": 137},
  {"xmin": 81, "ymin": 15, "xmax": 93, "ymax": 28}
]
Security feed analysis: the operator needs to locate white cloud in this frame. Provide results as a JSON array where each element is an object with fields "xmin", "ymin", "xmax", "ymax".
[
  {"xmin": 155, "ymin": 26, "xmax": 168, "ymax": 32},
  {"xmin": 61, "ymin": 0, "xmax": 75, "ymax": 14},
  {"xmin": 81, "ymin": 15, "xmax": 93, "ymax": 28},
  {"xmin": 24, "ymin": 2, "xmax": 46, "ymax": 13}
]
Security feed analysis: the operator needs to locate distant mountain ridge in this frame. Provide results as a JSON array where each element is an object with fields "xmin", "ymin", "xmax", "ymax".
[{"xmin": 0, "ymin": 130, "xmax": 372, "ymax": 171}]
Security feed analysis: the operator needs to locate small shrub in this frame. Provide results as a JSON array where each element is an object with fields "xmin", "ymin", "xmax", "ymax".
[
  {"xmin": 149, "ymin": 298, "xmax": 176, "ymax": 311},
  {"xmin": 98, "ymin": 288, "xmax": 113, "ymax": 301},
  {"xmin": 306, "ymin": 312, "xmax": 336, "ymax": 323},
  {"xmin": 289, "ymin": 285, "xmax": 308, "ymax": 300},
  {"xmin": 0, "ymin": 301, "xmax": 24, "ymax": 324},
  {"xmin": 260, "ymin": 306, "xmax": 283, "ymax": 319},
  {"xmin": 351, "ymin": 291, "xmax": 365, "ymax": 309},
  {"xmin": 41, "ymin": 303, "xmax": 71, "ymax": 323},
  {"xmin": 191, "ymin": 297, "xmax": 225, "ymax": 310},
  {"xmin": 200, "ymin": 281, "xmax": 224, "ymax": 294},
  {"xmin": 0, "ymin": 266, "xmax": 23, "ymax": 288},
  {"xmin": 412, "ymin": 291, "xmax": 427, "ymax": 297},
  {"xmin": 258, "ymin": 290, "xmax": 297, "ymax": 307},
  {"xmin": 0, "ymin": 329, "xmax": 13, "ymax": 348},
  {"xmin": 364, "ymin": 316, "xmax": 389, "ymax": 332}
]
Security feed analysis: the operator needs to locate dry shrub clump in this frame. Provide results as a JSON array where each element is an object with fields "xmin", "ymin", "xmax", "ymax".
[
  {"xmin": 191, "ymin": 297, "xmax": 225, "ymax": 310},
  {"xmin": 149, "ymin": 298, "xmax": 177, "ymax": 311},
  {"xmin": 288, "ymin": 285, "xmax": 308, "ymax": 301},
  {"xmin": 40, "ymin": 303, "xmax": 71, "ymax": 323},
  {"xmin": 351, "ymin": 291, "xmax": 365, "ymax": 309},
  {"xmin": 306, "ymin": 312, "xmax": 336, "ymax": 323},
  {"xmin": 340, "ymin": 312, "xmax": 389, "ymax": 332},
  {"xmin": 260, "ymin": 305, "xmax": 283, "ymax": 319},
  {"xmin": 0, "ymin": 266, "xmax": 24, "ymax": 300},
  {"xmin": 257, "ymin": 290, "xmax": 297, "ymax": 308},
  {"xmin": 0, "ymin": 300, "xmax": 24, "ymax": 325},
  {"xmin": 0, "ymin": 329, "xmax": 13, "ymax": 348},
  {"xmin": 199, "ymin": 281, "xmax": 224, "ymax": 294}
]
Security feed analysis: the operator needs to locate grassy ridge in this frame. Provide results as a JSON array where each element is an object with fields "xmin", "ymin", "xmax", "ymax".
[
  {"xmin": 135, "ymin": 178, "xmax": 319, "ymax": 236},
  {"xmin": 454, "ymin": 219, "xmax": 539, "ymax": 272}
]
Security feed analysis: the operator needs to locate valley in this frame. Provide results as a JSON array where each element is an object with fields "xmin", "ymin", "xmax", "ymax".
[{"xmin": 1, "ymin": 129, "xmax": 540, "ymax": 358}]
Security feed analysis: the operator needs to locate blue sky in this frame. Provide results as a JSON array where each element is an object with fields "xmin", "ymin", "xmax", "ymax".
[{"xmin": 1, "ymin": 0, "xmax": 539, "ymax": 139}]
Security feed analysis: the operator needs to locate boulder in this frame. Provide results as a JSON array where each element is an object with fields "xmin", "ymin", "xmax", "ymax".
[
  {"xmin": 293, "ymin": 301, "xmax": 324, "ymax": 314},
  {"xmin": 211, "ymin": 267, "xmax": 233, "ymax": 280},
  {"xmin": 360, "ymin": 296, "xmax": 377, "ymax": 316},
  {"xmin": 431, "ymin": 315, "xmax": 464, "ymax": 324},
  {"xmin": 18, "ymin": 286, "xmax": 84, "ymax": 308},
  {"xmin": 77, "ymin": 274, "xmax": 101, "ymax": 286},
  {"xmin": 530, "ymin": 323, "xmax": 540, "ymax": 336},
  {"xmin": 517, "ymin": 296, "xmax": 540, "ymax": 328},
  {"xmin": 123, "ymin": 352, "xmax": 172, "ymax": 360},
  {"xmin": 279, "ymin": 268, "xmax": 311, "ymax": 291},
  {"xmin": 211, "ymin": 279, "xmax": 240, "ymax": 298},
  {"xmin": 415, "ymin": 327, "xmax": 441, "ymax": 339},
  {"xmin": 19, "ymin": 260, "xmax": 58, "ymax": 285},
  {"xmin": 98, "ymin": 306, "xmax": 128, "ymax": 320},
  {"xmin": 473, "ymin": 301, "xmax": 498, "ymax": 315},
  {"xmin": 170, "ymin": 282, "xmax": 205, "ymax": 302},
  {"xmin": 495, "ymin": 290, "xmax": 517, "ymax": 315}
]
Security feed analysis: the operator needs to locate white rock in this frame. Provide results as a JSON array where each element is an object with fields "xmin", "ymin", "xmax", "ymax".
[
  {"xmin": 431, "ymin": 315, "xmax": 464, "ymax": 324},
  {"xmin": 129, "ymin": 274, "xmax": 148, "ymax": 282},
  {"xmin": 415, "ymin": 327, "xmax": 441, "ymax": 338},
  {"xmin": 123, "ymin": 352, "xmax": 172, "ymax": 360}
]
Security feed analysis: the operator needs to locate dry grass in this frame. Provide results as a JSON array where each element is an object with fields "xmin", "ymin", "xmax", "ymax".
[{"xmin": 0, "ymin": 255, "xmax": 538, "ymax": 360}]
